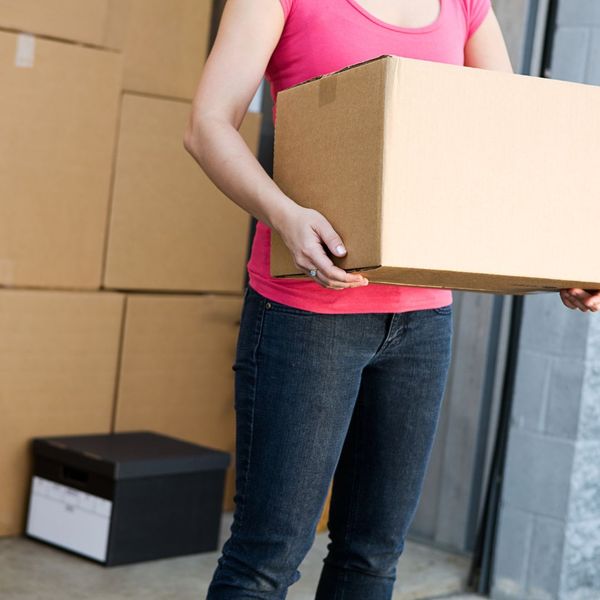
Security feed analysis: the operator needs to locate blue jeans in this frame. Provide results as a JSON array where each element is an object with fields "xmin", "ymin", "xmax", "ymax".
[{"xmin": 207, "ymin": 285, "xmax": 453, "ymax": 600}]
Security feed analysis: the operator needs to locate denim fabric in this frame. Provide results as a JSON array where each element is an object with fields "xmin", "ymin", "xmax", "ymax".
[{"xmin": 206, "ymin": 285, "xmax": 453, "ymax": 600}]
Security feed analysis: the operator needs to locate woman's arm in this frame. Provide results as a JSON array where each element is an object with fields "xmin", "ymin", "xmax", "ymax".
[
  {"xmin": 464, "ymin": 8, "xmax": 513, "ymax": 73},
  {"xmin": 183, "ymin": 0, "xmax": 367, "ymax": 290}
]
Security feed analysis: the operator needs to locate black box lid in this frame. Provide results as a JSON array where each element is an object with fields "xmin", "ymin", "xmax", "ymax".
[{"xmin": 32, "ymin": 431, "xmax": 231, "ymax": 480}]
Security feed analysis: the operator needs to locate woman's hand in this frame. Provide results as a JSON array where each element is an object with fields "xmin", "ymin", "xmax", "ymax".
[
  {"xmin": 273, "ymin": 203, "xmax": 369, "ymax": 290},
  {"xmin": 559, "ymin": 288, "xmax": 600, "ymax": 312}
]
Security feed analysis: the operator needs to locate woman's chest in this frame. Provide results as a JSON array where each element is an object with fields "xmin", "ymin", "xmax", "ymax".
[
  {"xmin": 352, "ymin": 0, "xmax": 442, "ymax": 29},
  {"xmin": 270, "ymin": 0, "xmax": 468, "ymax": 89}
]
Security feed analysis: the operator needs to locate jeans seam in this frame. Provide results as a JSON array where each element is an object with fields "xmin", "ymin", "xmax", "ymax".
[
  {"xmin": 336, "ymin": 398, "xmax": 364, "ymax": 600},
  {"xmin": 235, "ymin": 294, "xmax": 267, "ymax": 533},
  {"xmin": 374, "ymin": 314, "xmax": 404, "ymax": 358}
]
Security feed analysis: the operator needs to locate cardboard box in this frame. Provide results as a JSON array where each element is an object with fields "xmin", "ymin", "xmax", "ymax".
[
  {"xmin": 270, "ymin": 55, "xmax": 600, "ymax": 295},
  {"xmin": 0, "ymin": 0, "xmax": 123, "ymax": 48},
  {"xmin": 112, "ymin": 0, "xmax": 212, "ymax": 100},
  {"xmin": 0, "ymin": 289, "xmax": 124, "ymax": 536},
  {"xmin": 0, "ymin": 31, "xmax": 121, "ymax": 289},
  {"xmin": 0, "ymin": 1, "xmax": 211, "ymax": 97},
  {"xmin": 113, "ymin": 294, "xmax": 242, "ymax": 511},
  {"xmin": 104, "ymin": 94, "xmax": 262, "ymax": 294}
]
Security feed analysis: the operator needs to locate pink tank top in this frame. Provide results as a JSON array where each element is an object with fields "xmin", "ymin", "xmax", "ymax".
[{"xmin": 247, "ymin": 0, "xmax": 491, "ymax": 314}]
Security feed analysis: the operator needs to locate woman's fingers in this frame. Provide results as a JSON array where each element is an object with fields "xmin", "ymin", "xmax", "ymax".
[
  {"xmin": 306, "ymin": 264, "xmax": 365, "ymax": 289},
  {"xmin": 312, "ymin": 255, "xmax": 366, "ymax": 287},
  {"xmin": 560, "ymin": 290, "xmax": 578, "ymax": 310},
  {"xmin": 308, "ymin": 212, "xmax": 369, "ymax": 286},
  {"xmin": 307, "ymin": 248, "xmax": 368, "ymax": 288},
  {"xmin": 313, "ymin": 217, "xmax": 348, "ymax": 259},
  {"xmin": 314, "ymin": 270, "xmax": 345, "ymax": 290},
  {"xmin": 282, "ymin": 206, "xmax": 370, "ymax": 289},
  {"xmin": 559, "ymin": 288, "xmax": 600, "ymax": 312},
  {"xmin": 567, "ymin": 288, "xmax": 595, "ymax": 311},
  {"xmin": 572, "ymin": 288, "xmax": 600, "ymax": 311}
]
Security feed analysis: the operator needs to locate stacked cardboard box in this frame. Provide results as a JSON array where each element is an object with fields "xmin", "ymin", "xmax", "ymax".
[
  {"xmin": 101, "ymin": 1, "xmax": 262, "ymax": 514},
  {"xmin": 0, "ymin": 0, "xmax": 211, "ymax": 98},
  {"xmin": 113, "ymin": 294, "xmax": 243, "ymax": 514},
  {"xmin": 0, "ymin": 1, "xmax": 259, "ymax": 534},
  {"xmin": 0, "ymin": 29, "xmax": 121, "ymax": 289},
  {"xmin": 104, "ymin": 93, "xmax": 261, "ymax": 293},
  {"xmin": 0, "ymin": 290, "xmax": 124, "ymax": 536}
]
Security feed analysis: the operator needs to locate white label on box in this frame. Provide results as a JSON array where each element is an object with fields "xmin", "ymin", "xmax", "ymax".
[
  {"xmin": 26, "ymin": 476, "xmax": 112, "ymax": 562},
  {"xmin": 15, "ymin": 33, "xmax": 35, "ymax": 68}
]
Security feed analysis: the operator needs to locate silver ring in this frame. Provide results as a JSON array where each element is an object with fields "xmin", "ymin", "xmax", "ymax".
[{"xmin": 309, "ymin": 268, "xmax": 318, "ymax": 278}]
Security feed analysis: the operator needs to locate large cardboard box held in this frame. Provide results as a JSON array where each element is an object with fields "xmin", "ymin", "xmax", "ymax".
[
  {"xmin": 0, "ymin": 31, "xmax": 121, "ymax": 289},
  {"xmin": 0, "ymin": 290, "xmax": 124, "ymax": 536},
  {"xmin": 113, "ymin": 294, "xmax": 242, "ymax": 511},
  {"xmin": 270, "ymin": 55, "xmax": 600, "ymax": 295},
  {"xmin": 0, "ymin": 0, "xmax": 123, "ymax": 48},
  {"xmin": 104, "ymin": 94, "xmax": 262, "ymax": 294}
]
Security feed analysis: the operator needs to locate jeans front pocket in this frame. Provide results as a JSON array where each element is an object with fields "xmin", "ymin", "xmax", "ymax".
[{"xmin": 432, "ymin": 304, "xmax": 453, "ymax": 315}]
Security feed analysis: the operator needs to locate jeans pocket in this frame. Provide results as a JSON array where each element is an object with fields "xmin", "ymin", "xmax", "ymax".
[
  {"xmin": 264, "ymin": 298, "xmax": 315, "ymax": 317},
  {"xmin": 432, "ymin": 304, "xmax": 453, "ymax": 315}
]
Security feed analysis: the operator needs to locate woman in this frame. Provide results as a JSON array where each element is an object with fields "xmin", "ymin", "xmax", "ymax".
[{"xmin": 184, "ymin": 2, "xmax": 599, "ymax": 598}]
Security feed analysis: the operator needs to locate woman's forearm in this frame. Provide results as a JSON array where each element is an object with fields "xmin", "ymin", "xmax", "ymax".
[{"xmin": 183, "ymin": 115, "xmax": 297, "ymax": 232}]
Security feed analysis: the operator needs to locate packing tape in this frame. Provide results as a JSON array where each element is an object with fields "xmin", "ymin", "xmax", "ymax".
[
  {"xmin": 15, "ymin": 33, "xmax": 35, "ymax": 68},
  {"xmin": 0, "ymin": 259, "xmax": 15, "ymax": 286},
  {"xmin": 319, "ymin": 76, "xmax": 337, "ymax": 107}
]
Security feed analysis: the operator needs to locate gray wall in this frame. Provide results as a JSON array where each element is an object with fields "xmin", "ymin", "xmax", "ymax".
[{"xmin": 549, "ymin": 0, "xmax": 600, "ymax": 84}]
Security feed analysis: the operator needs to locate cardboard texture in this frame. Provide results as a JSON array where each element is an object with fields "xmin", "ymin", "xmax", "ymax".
[
  {"xmin": 113, "ymin": 294, "xmax": 242, "ymax": 511},
  {"xmin": 0, "ymin": 290, "xmax": 124, "ymax": 536},
  {"xmin": 104, "ymin": 94, "xmax": 262, "ymax": 294},
  {"xmin": 0, "ymin": 1, "xmax": 211, "ymax": 96},
  {"xmin": 110, "ymin": 0, "xmax": 212, "ymax": 99},
  {"xmin": 0, "ymin": 31, "xmax": 122, "ymax": 289},
  {"xmin": 270, "ymin": 55, "xmax": 600, "ymax": 294},
  {"xmin": 0, "ymin": 0, "xmax": 121, "ymax": 48}
]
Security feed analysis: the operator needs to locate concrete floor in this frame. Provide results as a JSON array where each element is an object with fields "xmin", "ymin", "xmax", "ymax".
[{"xmin": 0, "ymin": 512, "xmax": 485, "ymax": 599}]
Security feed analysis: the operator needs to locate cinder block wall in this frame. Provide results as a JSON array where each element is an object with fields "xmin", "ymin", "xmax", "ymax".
[
  {"xmin": 491, "ymin": 5, "xmax": 600, "ymax": 597},
  {"xmin": 550, "ymin": 0, "xmax": 600, "ymax": 84}
]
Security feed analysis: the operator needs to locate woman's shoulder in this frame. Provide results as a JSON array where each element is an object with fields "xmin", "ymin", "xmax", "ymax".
[
  {"xmin": 458, "ymin": 0, "xmax": 492, "ymax": 22},
  {"xmin": 276, "ymin": 0, "xmax": 320, "ymax": 21},
  {"xmin": 278, "ymin": 0, "xmax": 293, "ymax": 19},
  {"xmin": 458, "ymin": 0, "xmax": 492, "ymax": 38}
]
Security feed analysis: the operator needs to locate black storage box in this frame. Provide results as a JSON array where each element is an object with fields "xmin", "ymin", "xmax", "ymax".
[{"xmin": 25, "ymin": 431, "xmax": 231, "ymax": 566}]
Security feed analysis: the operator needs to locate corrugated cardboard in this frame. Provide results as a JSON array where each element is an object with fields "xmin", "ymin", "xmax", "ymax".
[
  {"xmin": 270, "ymin": 55, "xmax": 600, "ymax": 295},
  {"xmin": 109, "ymin": 0, "xmax": 212, "ymax": 100},
  {"xmin": 0, "ymin": 1, "xmax": 211, "ymax": 96},
  {"xmin": 113, "ymin": 294, "xmax": 242, "ymax": 511},
  {"xmin": 0, "ymin": 31, "xmax": 121, "ymax": 289},
  {"xmin": 0, "ymin": 0, "xmax": 121, "ymax": 48},
  {"xmin": 0, "ymin": 290, "xmax": 124, "ymax": 536},
  {"xmin": 103, "ymin": 94, "xmax": 262, "ymax": 294}
]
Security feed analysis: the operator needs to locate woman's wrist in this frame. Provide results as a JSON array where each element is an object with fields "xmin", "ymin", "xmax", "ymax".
[{"xmin": 266, "ymin": 195, "xmax": 301, "ymax": 234}]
